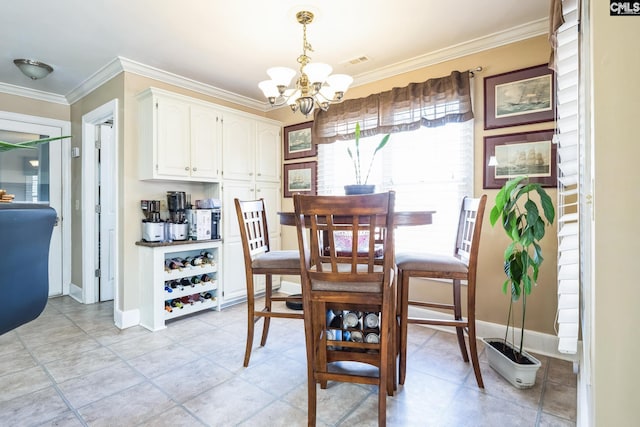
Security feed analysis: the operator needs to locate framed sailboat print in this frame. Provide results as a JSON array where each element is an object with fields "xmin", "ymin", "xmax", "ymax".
[{"xmin": 484, "ymin": 64, "xmax": 555, "ymax": 129}]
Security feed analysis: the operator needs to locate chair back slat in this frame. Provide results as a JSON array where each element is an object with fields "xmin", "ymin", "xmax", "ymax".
[
  {"xmin": 454, "ymin": 196, "xmax": 486, "ymax": 269},
  {"xmin": 235, "ymin": 198, "xmax": 271, "ymax": 260}
]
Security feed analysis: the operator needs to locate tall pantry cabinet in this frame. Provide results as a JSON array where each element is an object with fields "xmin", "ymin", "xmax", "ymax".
[{"xmin": 221, "ymin": 112, "xmax": 282, "ymax": 304}]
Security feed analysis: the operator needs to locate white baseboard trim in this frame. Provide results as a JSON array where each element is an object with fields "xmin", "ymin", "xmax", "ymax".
[
  {"xmin": 115, "ymin": 307, "xmax": 140, "ymax": 330},
  {"xmin": 279, "ymin": 280, "xmax": 576, "ymax": 362},
  {"xmin": 68, "ymin": 283, "xmax": 83, "ymax": 303}
]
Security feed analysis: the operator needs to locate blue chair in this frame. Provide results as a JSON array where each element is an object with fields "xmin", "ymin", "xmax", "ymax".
[{"xmin": 0, "ymin": 203, "xmax": 56, "ymax": 335}]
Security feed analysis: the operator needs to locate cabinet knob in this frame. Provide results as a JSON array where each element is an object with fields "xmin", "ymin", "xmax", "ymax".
[
  {"xmin": 192, "ymin": 167, "xmax": 197, "ymax": 172},
  {"xmin": 249, "ymin": 172, "xmax": 254, "ymax": 176},
  {"xmin": 185, "ymin": 166, "xmax": 190, "ymax": 171}
]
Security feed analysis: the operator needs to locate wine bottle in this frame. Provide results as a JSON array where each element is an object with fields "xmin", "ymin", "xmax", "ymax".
[
  {"xmin": 164, "ymin": 284, "xmax": 173, "ymax": 293},
  {"xmin": 365, "ymin": 333, "xmax": 380, "ymax": 344},
  {"xmin": 180, "ymin": 296, "xmax": 193, "ymax": 305},
  {"xmin": 191, "ymin": 276, "xmax": 201, "ymax": 285},
  {"xmin": 201, "ymin": 274, "xmax": 211, "ymax": 282},
  {"xmin": 349, "ymin": 331, "xmax": 364, "ymax": 342},
  {"xmin": 190, "ymin": 256, "xmax": 203, "ymax": 266},
  {"xmin": 165, "ymin": 302, "xmax": 173, "ymax": 313},
  {"xmin": 180, "ymin": 277, "xmax": 192, "ymax": 288},
  {"xmin": 170, "ymin": 299, "xmax": 183, "ymax": 309}
]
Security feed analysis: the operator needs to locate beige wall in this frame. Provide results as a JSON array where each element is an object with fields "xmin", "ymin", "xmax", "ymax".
[
  {"xmin": 270, "ymin": 35, "xmax": 559, "ymax": 336},
  {"xmin": 0, "ymin": 93, "xmax": 69, "ymax": 121},
  {"xmin": 591, "ymin": 5, "xmax": 640, "ymax": 425}
]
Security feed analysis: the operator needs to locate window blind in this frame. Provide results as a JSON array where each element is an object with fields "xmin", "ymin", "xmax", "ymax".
[{"xmin": 555, "ymin": 0, "xmax": 580, "ymax": 354}]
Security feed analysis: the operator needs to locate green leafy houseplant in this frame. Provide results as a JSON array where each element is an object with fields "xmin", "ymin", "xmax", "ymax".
[
  {"xmin": 489, "ymin": 176, "xmax": 555, "ymax": 362},
  {"xmin": 347, "ymin": 123, "xmax": 390, "ymax": 185},
  {"xmin": 0, "ymin": 135, "xmax": 71, "ymax": 152}
]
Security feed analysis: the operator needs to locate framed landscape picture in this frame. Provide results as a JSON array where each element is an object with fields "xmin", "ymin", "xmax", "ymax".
[
  {"xmin": 284, "ymin": 161, "xmax": 317, "ymax": 197},
  {"xmin": 284, "ymin": 121, "xmax": 316, "ymax": 160},
  {"xmin": 483, "ymin": 129, "xmax": 556, "ymax": 189},
  {"xmin": 484, "ymin": 64, "xmax": 555, "ymax": 130}
]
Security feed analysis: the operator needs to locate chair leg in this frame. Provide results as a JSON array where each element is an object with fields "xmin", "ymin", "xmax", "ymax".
[
  {"xmin": 452, "ymin": 279, "xmax": 469, "ymax": 363},
  {"xmin": 243, "ymin": 275, "xmax": 256, "ymax": 367},
  {"xmin": 260, "ymin": 275, "xmax": 273, "ymax": 347},
  {"xmin": 467, "ymin": 289, "xmax": 484, "ymax": 388},
  {"xmin": 398, "ymin": 269, "xmax": 409, "ymax": 385}
]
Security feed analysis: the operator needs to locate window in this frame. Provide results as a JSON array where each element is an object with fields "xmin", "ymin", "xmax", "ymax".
[{"xmin": 318, "ymin": 120, "xmax": 473, "ymax": 253}]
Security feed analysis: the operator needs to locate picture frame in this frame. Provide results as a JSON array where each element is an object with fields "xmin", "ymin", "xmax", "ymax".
[
  {"xmin": 483, "ymin": 129, "xmax": 556, "ymax": 189},
  {"xmin": 284, "ymin": 161, "xmax": 317, "ymax": 198},
  {"xmin": 484, "ymin": 64, "xmax": 555, "ymax": 130},
  {"xmin": 284, "ymin": 121, "xmax": 316, "ymax": 160}
]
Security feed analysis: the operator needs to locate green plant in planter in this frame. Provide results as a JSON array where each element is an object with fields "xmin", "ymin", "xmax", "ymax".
[
  {"xmin": 489, "ymin": 176, "xmax": 555, "ymax": 361},
  {"xmin": 0, "ymin": 135, "xmax": 71, "ymax": 152},
  {"xmin": 347, "ymin": 123, "xmax": 390, "ymax": 185}
]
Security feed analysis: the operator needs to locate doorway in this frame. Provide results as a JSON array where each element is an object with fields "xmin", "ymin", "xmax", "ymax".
[
  {"xmin": 0, "ymin": 111, "xmax": 71, "ymax": 296},
  {"xmin": 81, "ymin": 100, "xmax": 118, "ymax": 308}
]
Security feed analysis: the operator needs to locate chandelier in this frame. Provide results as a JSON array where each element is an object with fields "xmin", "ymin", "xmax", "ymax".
[{"xmin": 259, "ymin": 11, "xmax": 353, "ymax": 117}]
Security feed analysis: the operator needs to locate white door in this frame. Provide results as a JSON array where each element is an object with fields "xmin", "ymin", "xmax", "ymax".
[
  {"xmin": 97, "ymin": 123, "xmax": 116, "ymax": 301},
  {"xmin": 0, "ymin": 115, "xmax": 68, "ymax": 296}
]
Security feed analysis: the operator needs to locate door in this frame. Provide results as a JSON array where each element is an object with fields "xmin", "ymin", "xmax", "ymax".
[
  {"xmin": 191, "ymin": 105, "xmax": 221, "ymax": 180},
  {"xmin": 222, "ymin": 112, "xmax": 255, "ymax": 181},
  {"xmin": 97, "ymin": 122, "xmax": 115, "ymax": 301},
  {"xmin": 0, "ymin": 116, "xmax": 67, "ymax": 296}
]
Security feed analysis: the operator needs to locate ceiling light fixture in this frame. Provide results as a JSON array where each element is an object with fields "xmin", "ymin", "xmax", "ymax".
[
  {"xmin": 13, "ymin": 59, "xmax": 54, "ymax": 80},
  {"xmin": 259, "ymin": 11, "xmax": 353, "ymax": 117}
]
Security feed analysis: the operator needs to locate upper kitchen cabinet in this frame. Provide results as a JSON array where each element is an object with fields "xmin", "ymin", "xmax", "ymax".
[
  {"xmin": 137, "ymin": 88, "xmax": 222, "ymax": 182},
  {"xmin": 222, "ymin": 111, "xmax": 281, "ymax": 183}
]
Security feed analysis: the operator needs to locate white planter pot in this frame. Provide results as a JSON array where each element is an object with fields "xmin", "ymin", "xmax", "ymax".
[{"xmin": 482, "ymin": 338, "xmax": 541, "ymax": 389}]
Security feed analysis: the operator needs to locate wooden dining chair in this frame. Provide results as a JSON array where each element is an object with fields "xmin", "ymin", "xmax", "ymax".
[
  {"xmin": 234, "ymin": 198, "xmax": 303, "ymax": 367},
  {"xmin": 293, "ymin": 192, "xmax": 396, "ymax": 427},
  {"xmin": 396, "ymin": 195, "xmax": 487, "ymax": 388}
]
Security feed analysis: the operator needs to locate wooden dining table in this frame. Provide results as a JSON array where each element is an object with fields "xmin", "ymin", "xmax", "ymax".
[{"xmin": 277, "ymin": 210, "xmax": 435, "ymax": 227}]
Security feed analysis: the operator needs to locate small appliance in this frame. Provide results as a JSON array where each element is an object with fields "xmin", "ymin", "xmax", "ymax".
[
  {"xmin": 186, "ymin": 208, "xmax": 212, "ymax": 240},
  {"xmin": 166, "ymin": 191, "xmax": 188, "ymax": 241},
  {"xmin": 141, "ymin": 200, "xmax": 164, "ymax": 242}
]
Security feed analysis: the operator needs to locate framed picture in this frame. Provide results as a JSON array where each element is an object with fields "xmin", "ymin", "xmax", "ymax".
[
  {"xmin": 284, "ymin": 161, "xmax": 317, "ymax": 197},
  {"xmin": 284, "ymin": 121, "xmax": 316, "ymax": 160},
  {"xmin": 483, "ymin": 129, "xmax": 556, "ymax": 189},
  {"xmin": 484, "ymin": 64, "xmax": 555, "ymax": 130}
]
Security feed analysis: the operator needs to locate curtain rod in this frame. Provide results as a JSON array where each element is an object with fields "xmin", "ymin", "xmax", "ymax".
[{"xmin": 469, "ymin": 66, "xmax": 483, "ymax": 77}]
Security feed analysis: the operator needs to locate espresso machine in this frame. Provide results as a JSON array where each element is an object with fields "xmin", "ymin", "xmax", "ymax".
[
  {"xmin": 140, "ymin": 200, "xmax": 164, "ymax": 242},
  {"xmin": 166, "ymin": 191, "xmax": 189, "ymax": 241}
]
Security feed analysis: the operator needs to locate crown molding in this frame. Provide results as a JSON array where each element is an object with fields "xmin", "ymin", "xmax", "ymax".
[
  {"xmin": 352, "ymin": 18, "xmax": 548, "ymax": 87},
  {"xmin": 0, "ymin": 82, "xmax": 68, "ymax": 105},
  {"xmin": 2, "ymin": 18, "xmax": 547, "ymax": 110}
]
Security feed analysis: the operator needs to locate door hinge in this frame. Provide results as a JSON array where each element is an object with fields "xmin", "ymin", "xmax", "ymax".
[
  {"xmin": 95, "ymin": 139, "xmax": 101, "ymax": 149},
  {"xmin": 95, "ymin": 268, "xmax": 101, "ymax": 278},
  {"xmin": 95, "ymin": 204, "xmax": 101, "ymax": 214}
]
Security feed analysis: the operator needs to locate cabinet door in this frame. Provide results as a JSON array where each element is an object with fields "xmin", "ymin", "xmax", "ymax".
[
  {"xmin": 256, "ymin": 122, "xmax": 281, "ymax": 183},
  {"xmin": 221, "ymin": 180, "xmax": 254, "ymax": 242},
  {"xmin": 222, "ymin": 112, "xmax": 255, "ymax": 181},
  {"xmin": 191, "ymin": 105, "xmax": 221, "ymax": 180},
  {"xmin": 256, "ymin": 180, "xmax": 282, "ymax": 238},
  {"xmin": 156, "ymin": 97, "xmax": 191, "ymax": 178},
  {"xmin": 222, "ymin": 239, "xmax": 248, "ymax": 302}
]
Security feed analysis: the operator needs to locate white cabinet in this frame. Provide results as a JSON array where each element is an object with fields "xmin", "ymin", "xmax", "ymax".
[
  {"xmin": 138, "ymin": 88, "xmax": 222, "ymax": 182},
  {"xmin": 138, "ymin": 241, "xmax": 222, "ymax": 331},
  {"xmin": 221, "ymin": 116, "xmax": 282, "ymax": 305}
]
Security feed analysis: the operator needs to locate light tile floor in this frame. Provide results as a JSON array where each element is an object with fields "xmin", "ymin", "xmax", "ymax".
[{"xmin": 0, "ymin": 296, "xmax": 576, "ymax": 426}]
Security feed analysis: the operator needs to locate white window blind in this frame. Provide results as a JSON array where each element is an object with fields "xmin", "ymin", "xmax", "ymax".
[
  {"xmin": 555, "ymin": 0, "xmax": 580, "ymax": 354},
  {"xmin": 317, "ymin": 121, "xmax": 473, "ymax": 253}
]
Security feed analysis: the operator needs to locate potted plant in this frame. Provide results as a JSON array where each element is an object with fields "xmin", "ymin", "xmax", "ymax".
[
  {"xmin": 344, "ymin": 123, "xmax": 390, "ymax": 195},
  {"xmin": 486, "ymin": 176, "xmax": 555, "ymax": 388}
]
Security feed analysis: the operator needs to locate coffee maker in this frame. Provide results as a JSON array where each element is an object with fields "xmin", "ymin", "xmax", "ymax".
[
  {"xmin": 141, "ymin": 200, "xmax": 164, "ymax": 242},
  {"xmin": 166, "ymin": 191, "xmax": 189, "ymax": 240}
]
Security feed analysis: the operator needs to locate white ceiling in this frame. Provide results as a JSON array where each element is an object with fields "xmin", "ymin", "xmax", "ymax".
[{"xmin": 1, "ymin": 0, "xmax": 549, "ymax": 107}]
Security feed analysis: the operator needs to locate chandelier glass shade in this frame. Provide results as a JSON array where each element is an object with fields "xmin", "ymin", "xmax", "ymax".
[{"xmin": 259, "ymin": 11, "xmax": 353, "ymax": 117}]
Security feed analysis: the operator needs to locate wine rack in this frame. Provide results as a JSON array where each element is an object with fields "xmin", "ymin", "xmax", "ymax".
[{"xmin": 138, "ymin": 240, "xmax": 222, "ymax": 331}]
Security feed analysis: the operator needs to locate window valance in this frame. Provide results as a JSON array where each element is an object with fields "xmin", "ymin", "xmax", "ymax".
[{"xmin": 312, "ymin": 70, "xmax": 473, "ymax": 144}]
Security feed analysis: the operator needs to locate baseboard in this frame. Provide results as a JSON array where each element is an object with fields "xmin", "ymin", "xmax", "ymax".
[
  {"xmin": 68, "ymin": 282, "xmax": 83, "ymax": 303},
  {"xmin": 279, "ymin": 281, "xmax": 576, "ymax": 362},
  {"xmin": 115, "ymin": 307, "xmax": 140, "ymax": 329}
]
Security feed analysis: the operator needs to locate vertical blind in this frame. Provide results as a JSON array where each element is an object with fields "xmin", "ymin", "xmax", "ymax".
[{"xmin": 555, "ymin": 0, "xmax": 580, "ymax": 354}]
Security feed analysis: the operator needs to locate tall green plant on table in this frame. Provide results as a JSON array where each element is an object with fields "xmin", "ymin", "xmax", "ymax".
[
  {"xmin": 347, "ymin": 123, "xmax": 390, "ymax": 185},
  {"xmin": 489, "ymin": 176, "xmax": 555, "ymax": 361},
  {"xmin": 0, "ymin": 135, "xmax": 71, "ymax": 152}
]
